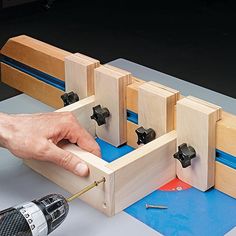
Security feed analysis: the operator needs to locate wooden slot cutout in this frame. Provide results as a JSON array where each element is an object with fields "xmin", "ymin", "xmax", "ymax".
[{"xmin": 176, "ymin": 96, "xmax": 222, "ymax": 191}]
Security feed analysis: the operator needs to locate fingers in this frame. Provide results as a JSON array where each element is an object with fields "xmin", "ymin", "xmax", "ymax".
[
  {"xmin": 76, "ymin": 128, "xmax": 101, "ymax": 158},
  {"xmin": 61, "ymin": 113, "xmax": 101, "ymax": 158},
  {"xmin": 46, "ymin": 142, "xmax": 89, "ymax": 177}
]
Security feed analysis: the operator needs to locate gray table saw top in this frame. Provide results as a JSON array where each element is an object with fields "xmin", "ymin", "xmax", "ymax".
[{"xmin": 1, "ymin": 58, "xmax": 236, "ymax": 236}]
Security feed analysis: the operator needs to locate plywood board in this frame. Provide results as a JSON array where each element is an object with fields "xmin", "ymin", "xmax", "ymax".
[
  {"xmin": 176, "ymin": 96, "xmax": 222, "ymax": 191},
  {"xmin": 215, "ymin": 161, "xmax": 236, "ymax": 199},
  {"xmin": 1, "ymin": 63, "xmax": 64, "ymax": 108},
  {"xmin": 107, "ymin": 131, "xmax": 176, "ymax": 213},
  {"xmin": 138, "ymin": 81, "xmax": 179, "ymax": 138},
  {"xmin": 127, "ymin": 120, "xmax": 139, "ymax": 148},
  {"xmin": 24, "ymin": 142, "xmax": 115, "ymax": 216},
  {"xmin": 65, "ymin": 53, "xmax": 100, "ymax": 99},
  {"xmin": 216, "ymin": 111, "xmax": 236, "ymax": 157},
  {"xmin": 126, "ymin": 77, "xmax": 145, "ymax": 113},
  {"xmin": 1, "ymin": 35, "xmax": 71, "ymax": 80},
  {"xmin": 94, "ymin": 65, "xmax": 132, "ymax": 146},
  {"xmin": 56, "ymin": 96, "xmax": 96, "ymax": 136}
]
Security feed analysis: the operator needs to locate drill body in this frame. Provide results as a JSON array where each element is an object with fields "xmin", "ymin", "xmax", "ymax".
[{"xmin": 0, "ymin": 194, "xmax": 69, "ymax": 236}]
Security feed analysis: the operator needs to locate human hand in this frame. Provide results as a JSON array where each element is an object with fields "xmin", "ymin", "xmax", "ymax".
[{"xmin": 0, "ymin": 112, "xmax": 101, "ymax": 177}]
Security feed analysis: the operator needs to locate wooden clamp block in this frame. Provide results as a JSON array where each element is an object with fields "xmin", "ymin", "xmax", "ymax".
[
  {"xmin": 138, "ymin": 81, "xmax": 179, "ymax": 137},
  {"xmin": 127, "ymin": 81, "xmax": 179, "ymax": 148},
  {"xmin": 176, "ymin": 96, "xmax": 222, "ymax": 191},
  {"xmin": 65, "ymin": 53, "xmax": 100, "ymax": 99},
  {"xmin": 94, "ymin": 65, "xmax": 132, "ymax": 147}
]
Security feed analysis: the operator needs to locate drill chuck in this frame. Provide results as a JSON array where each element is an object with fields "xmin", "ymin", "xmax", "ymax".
[{"xmin": 0, "ymin": 194, "xmax": 69, "ymax": 236}]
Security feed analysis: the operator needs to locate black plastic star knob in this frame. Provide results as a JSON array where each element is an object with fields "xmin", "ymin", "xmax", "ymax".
[
  {"xmin": 61, "ymin": 91, "xmax": 79, "ymax": 107},
  {"xmin": 91, "ymin": 105, "xmax": 110, "ymax": 126},
  {"xmin": 173, "ymin": 143, "xmax": 196, "ymax": 168},
  {"xmin": 135, "ymin": 126, "xmax": 156, "ymax": 145}
]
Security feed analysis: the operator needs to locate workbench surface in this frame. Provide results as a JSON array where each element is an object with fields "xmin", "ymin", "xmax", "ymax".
[{"xmin": 0, "ymin": 58, "xmax": 236, "ymax": 236}]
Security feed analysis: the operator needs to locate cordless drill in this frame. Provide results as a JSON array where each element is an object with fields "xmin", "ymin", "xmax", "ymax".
[{"xmin": 0, "ymin": 178, "xmax": 105, "ymax": 236}]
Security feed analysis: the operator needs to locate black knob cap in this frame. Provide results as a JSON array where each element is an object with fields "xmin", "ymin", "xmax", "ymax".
[
  {"xmin": 61, "ymin": 92, "xmax": 79, "ymax": 107},
  {"xmin": 135, "ymin": 126, "xmax": 156, "ymax": 145},
  {"xmin": 173, "ymin": 143, "xmax": 196, "ymax": 168},
  {"xmin": 91, "ymin": 105, "xmax": 110, "ymax": 126}
]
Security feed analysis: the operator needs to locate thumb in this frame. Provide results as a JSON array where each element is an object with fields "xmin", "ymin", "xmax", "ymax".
[{"xmin": 46, "ymin": 142, "xmax": 89, "ymax": 177}]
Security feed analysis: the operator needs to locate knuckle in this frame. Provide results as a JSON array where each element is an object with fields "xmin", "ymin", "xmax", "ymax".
[{"xmin": 59, "ymin": 152, "xmax": 73, "ymax": 169}]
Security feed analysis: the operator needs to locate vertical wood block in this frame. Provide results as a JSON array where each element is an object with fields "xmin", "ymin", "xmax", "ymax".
[
  {"xmin": 176, "ymin": 96, "xmax": 222, "ymax": 191},
  {"xmin": 55, "ymin": 96, "xmax": 96, "ymax": 137},
  {"xmin": 215, "ymin": 161, "xmax": 236, "ymax": 199},
  {"xmin": 107, "ymin": 131, "xmax": 177, "ymax": 214},
  {"xmin": 65, "ymin": 53, "xmax": 100, "ymax": 99},
  {"xmin": 94, "ymin": 65, "xmax": 132, "ymax": 146},
  {"xmin": 138, "ymin": 81, "xmax": 179, "ymax": 137}
]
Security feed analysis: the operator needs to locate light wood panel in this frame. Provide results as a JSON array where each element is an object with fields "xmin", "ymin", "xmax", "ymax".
[
  {"xmin": 56, "ymin": 96, "xmax": 96, "ymax": 136},
  {"xmin": 1, "ymin": 63, "xmax": 64, "ymax": 108},
  {"xmin": 215, "ymin": 161, "xmax": 236, "ymax": 198},
  {"xmin": 127, "ymin": 120, "xmax": 139, "ymax": 148},
  {"xmin": 24, "ymin": 142, "xmax": 115, "ymax": 216},
  {"xmin": 216, "ymin": 111, "xmax": 236, "ymax": 157},
  {"xmin": 107, "ymin": 131, "xmax": 176, "ymax": 213},
  {"xmin": 1, "ymin": 35, "xmax": 71, "ymax": 80},
  {"xmin": 65, "ymin": 53, "xmax": 100, "ymax": 99},
  {"xmin": 176, "ymin": 96, "xmax": 222, "ymax": 191},
  {"xmin": 126, "ymin": 77, "xmax": 145, "ymax": 113},
  {"xmin": 138, "ymin": 81, "xmax": 179, "ymax": 137},
  {"xmin": 94, "ymin": 65, "xmax": 132, "ymax": 146}
]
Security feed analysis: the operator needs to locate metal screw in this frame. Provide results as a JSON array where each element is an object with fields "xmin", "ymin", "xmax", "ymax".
[{"xmin": 145, "ymin": 204, "xmax": 168, "ymax": 209}]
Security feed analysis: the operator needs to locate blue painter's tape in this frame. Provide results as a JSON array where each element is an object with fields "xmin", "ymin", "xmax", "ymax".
[
  {"xmin": 216, "ymin": 149, "xmax": 236, "ymax": 170},
  {"xmin": 96, "ymin": 138, "xmax": 134, "ymax": 163},
  {"xmin": 127, "ymin": 110, "xmax": 138, "ymax": 124},
  {"xmin": 1, "ymin": 56, "xmax": 65, "ymax": 91}
]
